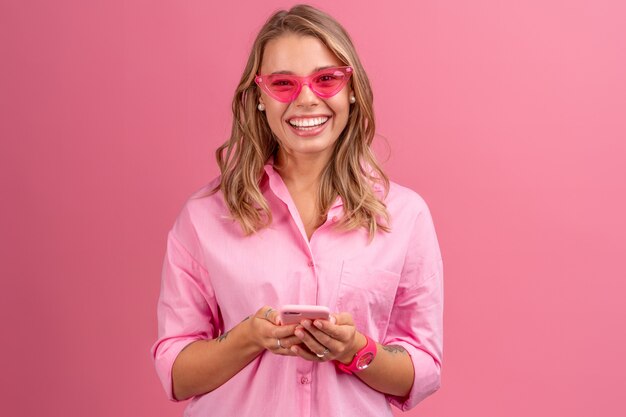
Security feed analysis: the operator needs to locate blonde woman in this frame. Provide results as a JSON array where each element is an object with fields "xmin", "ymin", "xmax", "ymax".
[{"xmin": 151, "ymin": 4, "xmax": 443, "ymax": 416}]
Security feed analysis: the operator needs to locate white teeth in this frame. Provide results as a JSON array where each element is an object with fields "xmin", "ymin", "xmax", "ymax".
[{"xmin": 288, "ymin": 117, "xmax": 329, "ymax": 128}]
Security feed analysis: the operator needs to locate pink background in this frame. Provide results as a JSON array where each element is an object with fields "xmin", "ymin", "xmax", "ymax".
[{"xmin": 2, "ymin": 0, "xmax": 625, "ymax": 416}]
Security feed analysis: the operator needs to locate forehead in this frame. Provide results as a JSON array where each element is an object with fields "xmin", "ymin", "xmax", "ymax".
[{"xmin": 260, "ymin": 34, "xmax": 343, "ymax": 75}]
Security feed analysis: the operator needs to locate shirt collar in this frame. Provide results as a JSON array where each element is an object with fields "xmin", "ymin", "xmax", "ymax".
[{"xmin": 262, "ymin": 157, "xmax": 384, "ymax": 209}]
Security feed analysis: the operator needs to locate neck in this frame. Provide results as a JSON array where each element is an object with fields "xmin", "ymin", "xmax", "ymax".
[{"xmin": 274, "ymin": 149, "xmax": 330, "ymax": 191}]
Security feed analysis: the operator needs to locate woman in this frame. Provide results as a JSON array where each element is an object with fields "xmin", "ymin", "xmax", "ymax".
[{"xmin": 151, "ymin": 5, "xmax": 443, "ymax": 416}]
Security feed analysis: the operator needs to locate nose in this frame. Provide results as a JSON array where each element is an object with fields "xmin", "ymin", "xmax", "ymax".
[{"xmin": 293, "ymin": 82, "xmax": 319, "ymax": 106}]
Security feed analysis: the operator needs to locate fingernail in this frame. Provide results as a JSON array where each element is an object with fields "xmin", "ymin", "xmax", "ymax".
[
  {"xmin": 295, "ymin": 330, "xmax": 304, "ymax": 338},
  {"xmin": 313, "ymin": 320, "xmax": 322, "ymax": 329},
  {"xmin": 330, "ymin": 315, "xmax": 337, "ymax": 324},
  {"xmin": 291, "ymin": 346, "xmax": 298, "ymax": 353},
  {"xmin": 302, "ymin": 320, "xmax": 311, "ymax": 328}
]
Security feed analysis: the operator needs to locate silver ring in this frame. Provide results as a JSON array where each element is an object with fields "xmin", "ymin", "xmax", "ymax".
[
  {"xmin": 264, "ymin": 308, "xmax": 273, "ymax": 320},
  {"xmin": 316, "ymin": 348, "xmax": 330, "ymax": 358},
  {"xmin": 277, "ymin": 338, "xmax": 284, "ymax": 349}
]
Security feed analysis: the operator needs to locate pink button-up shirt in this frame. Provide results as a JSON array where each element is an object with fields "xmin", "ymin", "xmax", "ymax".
[{"xmin": 151, "ymin": 161, "xmax": 443, "ymax": 416}]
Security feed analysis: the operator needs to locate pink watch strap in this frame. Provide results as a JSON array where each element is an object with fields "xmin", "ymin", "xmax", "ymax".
[{"xmin": 335, "ymin": 335, "xmax": 377, "ymax": 374}]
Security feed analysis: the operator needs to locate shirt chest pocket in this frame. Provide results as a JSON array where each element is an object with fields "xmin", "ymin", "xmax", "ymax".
[{"xmin": 335, "ymin": 261, "xmax": 401, "ymax": 340}]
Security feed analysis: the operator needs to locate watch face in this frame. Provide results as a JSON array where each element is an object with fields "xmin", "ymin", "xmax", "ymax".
[{"xmin": 356, "ymin": 352, "xmax": 375, "ymax": 370}]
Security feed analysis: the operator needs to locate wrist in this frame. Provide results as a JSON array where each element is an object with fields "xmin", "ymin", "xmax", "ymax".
[
  {"xmin": 240, "ymin": 316, "xmax": 265, "ymax": 354},
  {"xmin": 337, "ymin": 331, "xmax": 367, "ymax": 364},
  {"xmin": 334, "ymin": 333, "xmax": 378, "ymax": 374}
]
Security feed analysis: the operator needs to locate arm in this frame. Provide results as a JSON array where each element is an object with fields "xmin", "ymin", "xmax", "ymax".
[
  {"xmin": 171, "ymin": 316, "xmax": 258, "ymax": 400},
  {"xmin": 346, "ymin": 332, "xmax": 415, "ymax": 397},
  {"xmin": 382, "ymin": 202, "xmax": 444, "ymax": 410},
  {"xmin": 381, "ymin": 269, "xmax": 443, "ymax": 410},
  {"xmin": 292, "ymin": 317, "xmax": 415, "ymax": 397},
  {"xmin": 172, "ymin": 309, "xmax": 300, "ymax": 400},
  {"xmin": 151, "ymin": 230, "xmax": 299, "ymax": 401}
]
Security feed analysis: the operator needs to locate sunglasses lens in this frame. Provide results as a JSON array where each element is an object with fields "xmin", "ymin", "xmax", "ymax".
[
  {"xmin": 266, "ymin": 76, "xmax": 298, "ymax": 101},
  {"xmin": 312, "ymin": 69, "xmax": 347, "ymax": 96}
]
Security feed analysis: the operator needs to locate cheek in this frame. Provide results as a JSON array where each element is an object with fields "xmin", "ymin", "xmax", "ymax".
[
  {"xmin": 265, "ymin": 105, "xmax": 287, "ymax": 127},
  {"xmin": 331, "ymin": 101, "xmax": 351, "ymax": 127},
  {"xmin": 263, "ymin": 106, "xmax": 291, "ymax": 140},
  {"xmin": 330, "ymin": 93, "xmax": 350, "ymax": 114}
]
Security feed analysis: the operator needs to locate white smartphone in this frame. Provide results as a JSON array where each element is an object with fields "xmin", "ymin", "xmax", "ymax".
[{"xmin": 279, "ymin": 304, "xmax": 331, "ymax": 325}]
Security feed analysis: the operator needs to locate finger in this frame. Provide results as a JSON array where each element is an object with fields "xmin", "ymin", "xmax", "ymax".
[
  {"xmin": 301, "ymin": 320, "xmax": 357, "ymax": 361},
  {"xmin": 272, "ymin": 340, "xmax": 299, "ymax": 356},
  {"xmin": 331, "ymin": 312, "xmax": 354, "ymax": 326},
  {"xmin": 290, "ymin": 344, "xmax": 329, "ymax": 362},
  {"xmin": 270, "ymin": 346, "xmax": 298, "ymax": 357},
  {"xmin": 310, "ymin": 317, "xmax": 353, "ymax": 342},
  {"xmin": 257, "ymin": 305, "xmax": 281, "ymax": 325},
  {"xmin": 275, "ymin": 335, "xmax": 302, "ymax": 350},
  {"xmin": 253, "ymin": 306, "xmax": 289, "ymax": 352},
  {"xmin": 300, "ymin": 320, "xmax": 341, "ymax": 350},
  {"xmin": 267, "ymin": 332, "xmax": 304, "ymax": 356},
  {"xmin": 273, "ymin": 323, "xmax": 299, "ymax": 338},
  {"xmin": 255, "ymin": 305, "xmax": 272, "ymax": 319},
  {"xmin": 266, "ymin": 308, "xmax": 281, "ymax": 325},
  {"xmin": 294, "ymin": 325, "xmax": 329, "ymax": 357}
]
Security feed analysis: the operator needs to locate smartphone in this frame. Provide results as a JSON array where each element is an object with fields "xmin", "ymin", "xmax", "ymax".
[{"xmin": 279, "ymin": 304, "xmax": 331, "ymax": 325}]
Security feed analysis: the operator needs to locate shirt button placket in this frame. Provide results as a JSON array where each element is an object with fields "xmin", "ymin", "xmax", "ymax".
[{"xmin": 297, "ymin": 372, "xmax": 312, "ymax": 417}]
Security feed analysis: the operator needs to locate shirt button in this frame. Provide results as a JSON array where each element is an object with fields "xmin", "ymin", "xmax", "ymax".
[
  {"xmin": 307, "ymin": 260, "xmax": 314, "ymax": 267},
  {"xmin": 300, "ymin": 377, "xmax": 310, "ymax": 384}
]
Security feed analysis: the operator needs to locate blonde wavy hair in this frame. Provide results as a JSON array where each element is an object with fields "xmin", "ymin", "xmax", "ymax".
[{"xmin": 212, "ymin": 4, "xmax": 390, "ymax": 238}]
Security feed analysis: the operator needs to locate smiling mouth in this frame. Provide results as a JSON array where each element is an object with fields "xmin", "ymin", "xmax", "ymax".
[{"xmin": 288, "ymin": 116, "xmax": 330, "ymax": 130}]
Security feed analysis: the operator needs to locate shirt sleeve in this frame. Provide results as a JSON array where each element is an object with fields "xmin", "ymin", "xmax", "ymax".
[
  {"xmin": 384, "ymin": 200, "xmax": 444, "ymax": 411},
  {"xmin": 150, "ymin": 208, "xmax": 221, "ymax": 402}
]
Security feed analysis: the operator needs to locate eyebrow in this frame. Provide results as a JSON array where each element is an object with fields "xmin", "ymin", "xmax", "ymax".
[{"xmin": 270, "ymin": 65, "xmax": 336, "ymax": 75}]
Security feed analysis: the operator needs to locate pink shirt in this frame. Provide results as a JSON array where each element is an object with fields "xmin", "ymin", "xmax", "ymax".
[{"xmin": 151, "ymin": 161, "xmax": 443, "ymax": 416}]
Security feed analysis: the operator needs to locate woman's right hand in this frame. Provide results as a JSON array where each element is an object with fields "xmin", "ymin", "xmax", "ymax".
[
  {"xmin": 171, "ymin": 305, "xmax": 301, "ymax": 400},
  {"xmin": 248, "ymin": 305, "xmax": 301, "ymax": 356}
]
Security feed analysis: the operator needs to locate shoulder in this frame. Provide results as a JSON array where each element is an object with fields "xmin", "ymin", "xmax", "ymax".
[
  {"xmin": 169, "ymin": 176, "xmax": 229, "ymax": 245},
  {"xmin": 380, "ymin": 180, "xmax": 439, "ymax": 243},
  {"xmin": 384, "ymin": 180, "xmax": 431, "ymax": 218},
  {"xmin": 180, "ymin": 176, "xmax": 226, "ymax": 216}
]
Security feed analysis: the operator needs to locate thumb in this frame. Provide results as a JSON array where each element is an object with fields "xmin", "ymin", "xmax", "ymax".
[{"xmin": 332, "ymin": 312, "xmax": 355, "ymax": 326}]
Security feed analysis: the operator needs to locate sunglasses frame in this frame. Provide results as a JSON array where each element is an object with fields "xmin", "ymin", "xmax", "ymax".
[{"xmin": 255, "ymin": 66, "xmax": 353, "ymax": 103}]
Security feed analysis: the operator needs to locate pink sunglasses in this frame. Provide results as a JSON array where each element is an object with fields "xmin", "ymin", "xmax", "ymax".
[{"xmin": 255, "ymin": 66, "xmax": 353, "ymax": 103}]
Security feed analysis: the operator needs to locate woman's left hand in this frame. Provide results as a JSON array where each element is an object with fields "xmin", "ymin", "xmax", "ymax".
[{"xmin": 290, "ymin": 312, "xmax": 367, "ymax": 363}]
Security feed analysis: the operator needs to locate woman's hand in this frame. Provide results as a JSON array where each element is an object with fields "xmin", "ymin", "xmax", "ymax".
[
  {"xmin": 248, "ymin": 306, "xmax": 302, "ymax": 356},
  {"xmin": 289, "ymin": 312, "xmax": 367, "ymax": 363}
]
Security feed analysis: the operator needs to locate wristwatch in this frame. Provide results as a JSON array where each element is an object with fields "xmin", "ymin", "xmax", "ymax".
[{"xmin": 335, "ymin": 334, "xmax": 377, "ymax": 374}]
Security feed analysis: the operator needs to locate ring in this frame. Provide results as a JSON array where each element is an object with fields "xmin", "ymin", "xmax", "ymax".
[
  {"xmin": 316, "ymin": 348, "xmax": 330, "ymax": 358},
  {"xmin": 277, "ymin": 338, "xmax": 284, "ymax": 349},
  {"xmin": 264, "ymin": 308, "xmax": 273, "ymax": 319}
]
